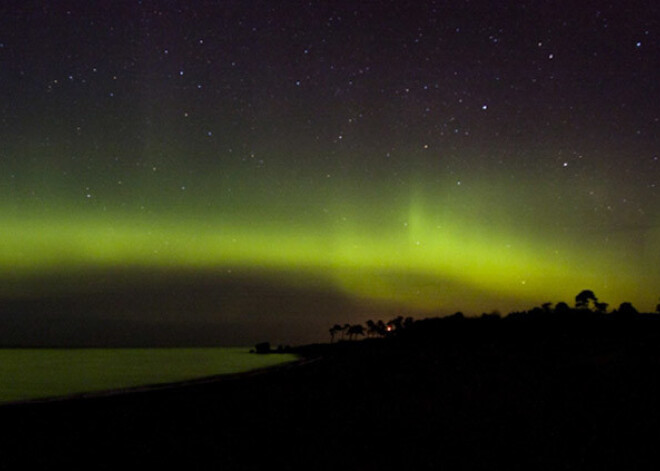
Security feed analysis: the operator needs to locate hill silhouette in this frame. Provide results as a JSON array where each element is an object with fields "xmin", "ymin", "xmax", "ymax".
[{"xmin": 2, "ymin": 291, "xmax": 660, "ymax": 469}]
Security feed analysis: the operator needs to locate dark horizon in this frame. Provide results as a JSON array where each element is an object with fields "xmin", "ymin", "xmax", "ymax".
[{"xmin": 0, "ymin": 270, "xmax": 657, "ymax": 348}]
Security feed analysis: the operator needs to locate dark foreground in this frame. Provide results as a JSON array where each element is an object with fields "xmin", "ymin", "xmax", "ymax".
[{"xmin": 2, "ymin": 318, "xmax": 660, "ymax": 470}]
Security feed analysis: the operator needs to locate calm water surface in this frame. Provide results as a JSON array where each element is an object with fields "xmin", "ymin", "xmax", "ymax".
[{"xmin": 0, "ymin": 348, "xmax": 299, "ymax": 403}]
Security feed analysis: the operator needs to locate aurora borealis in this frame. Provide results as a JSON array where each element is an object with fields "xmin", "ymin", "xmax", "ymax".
[{"xmin": 0, "ymin": 1, "xmax": 658, "ymax": 344}]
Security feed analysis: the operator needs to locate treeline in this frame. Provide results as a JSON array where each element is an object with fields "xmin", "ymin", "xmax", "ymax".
[
  {"xmin": 328, "ymin": 290, "xmax": 660, "ymax": 343},
  {"xmin": 505, "ymin": 289, "xmax": 659, "ymax": 319},
  {"xmin": 328, "ymin": 316, "xmax": 415, "ymax": 342}
]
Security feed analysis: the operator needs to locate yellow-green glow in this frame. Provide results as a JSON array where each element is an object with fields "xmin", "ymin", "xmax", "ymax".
[
  {"xmin": 1, "ymin": 178, "xmax": 656, "ymax": 313},
  {"xmin": 1, "ymin": 0, "xmax": 657, "ymax": 341}
]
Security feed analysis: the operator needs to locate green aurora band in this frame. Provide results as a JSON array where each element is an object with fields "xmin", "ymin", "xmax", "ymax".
[{"xmin": 1, "ymin": 167, "xmax": 657, "ymax": 314}]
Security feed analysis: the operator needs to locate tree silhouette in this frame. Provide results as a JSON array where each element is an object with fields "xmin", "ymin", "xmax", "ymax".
[
  {"xmin": 346, "ymin": 324, "xmax": 365, "ymax": 340},
  {"xmin": 617, "ymin": 302, "xmax": 638, "ymax": 316},
  {"xmin": 342, "ymin": 323, "xmax": 350, "ymax": 340},
  {"xmin": 481, "ymin": 310, "xmax": 501, "ymax": 320},
  {"xmin": 594, "ymin": 302, "xmax": 609, "ymax": 313},
  {"xmin": 365, "ymin": 320, "xmax": 378, "ymax": 337},
  {"xmin": 575, "ymin": 290, "xmax": 598, "ymax": 310},
  {"xmin": 376, "ymin": 320, "xmax": 387, "ymax": 336},
  {"xmin": 554, "ymin": 302, "xmax": 570, "ymax": 314},
  {"xmin": 387, "ymin": 316, "xmax": 404, "ymax": 333},
  {"xmin": 329, "ymin": 324, "xmax": 342, "ymax": 343}
]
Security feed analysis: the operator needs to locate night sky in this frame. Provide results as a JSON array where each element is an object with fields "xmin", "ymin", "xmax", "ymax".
[{"xmin": 0, "ymin": 1, "xmax": 658, "ymax": 345}]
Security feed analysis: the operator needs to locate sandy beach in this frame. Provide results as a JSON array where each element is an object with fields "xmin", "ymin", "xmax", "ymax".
[{"xmin": 2, "ymin": 319, "xmax": 660, "ymax": 470}]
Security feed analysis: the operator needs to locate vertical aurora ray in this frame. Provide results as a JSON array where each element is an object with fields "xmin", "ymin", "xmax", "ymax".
[
  {"xmin": 0, "ymin": 0, "xmax": 658, "ymax": 347},
  {"xmin": 1, "ymin": 166, "xmax": 656, "ymax": 313}
]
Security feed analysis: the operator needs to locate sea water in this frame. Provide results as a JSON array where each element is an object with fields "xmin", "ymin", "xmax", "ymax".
[{"xmin": 0, "ymin": 347, "xmax": 299, "ymax": 403}]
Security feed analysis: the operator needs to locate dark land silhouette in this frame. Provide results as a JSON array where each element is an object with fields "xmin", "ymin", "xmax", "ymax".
[{"xmin": 2, "ymin": 291, "xmax": 660, "ymax": 469}]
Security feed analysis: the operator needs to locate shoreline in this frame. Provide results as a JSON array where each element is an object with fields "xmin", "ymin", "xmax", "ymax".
[
  {"xmin": 2, "ymin": 322, "xmax": 660, "ymax": 469},
  {"xmin": 0, "ymin": 358, "xmax": 314, "ymax": 407},
  {"xmin": 0, "ymin": 348, "xmax": 308, "ymax": 407}
]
